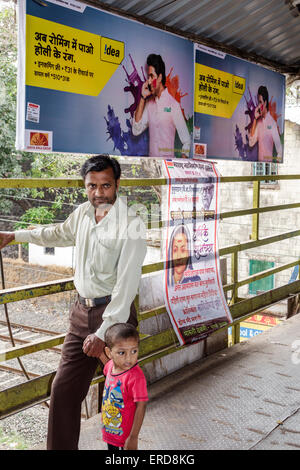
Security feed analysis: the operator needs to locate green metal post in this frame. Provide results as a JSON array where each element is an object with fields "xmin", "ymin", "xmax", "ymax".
[
  {"xmin": 251, "ymin": 180, "xmax": 260, "ymax": 240},
  {"xmin": 230, "ymin": 251, "xmax": 240, "ymax": 344}
]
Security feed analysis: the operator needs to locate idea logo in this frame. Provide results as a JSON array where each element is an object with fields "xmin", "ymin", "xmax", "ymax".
[{"xmin": 100, "ymin": 37, "xmax": 124, "ymax": 65}]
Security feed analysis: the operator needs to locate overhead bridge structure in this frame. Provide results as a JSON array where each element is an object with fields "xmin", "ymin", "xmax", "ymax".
[{"xmin": 1, "ymin": 0, "xmax": 300, "ymax": 449}]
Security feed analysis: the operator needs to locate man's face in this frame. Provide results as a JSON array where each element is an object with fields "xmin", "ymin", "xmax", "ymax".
[
  {"xmin": 201, "ymin": 183, "xmax": 214, "ymax": 210},
  {"xmin": 258, "ymin": 94, "xmax": 267, "ymax": 116},
  {"xmin": 84, "ymin": 168, "xmax": 120, "ymax": 210},
  {"xmin": 147, "ymin": 65, "xmax": 162, "ymax": 96}
]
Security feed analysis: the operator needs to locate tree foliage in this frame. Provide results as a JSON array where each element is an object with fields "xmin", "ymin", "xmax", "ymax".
[
  {"xmin": 0, "ymin": 6, "xmax": 85, "ymax": 220},
  {"xmin": 0, "ymin": 5, "xmax": 160, "ymax": 229},
  {"xmin": 0, "ymin": 6, "xmax": 33, "ymax": 178},
  {"xmin": 14, "ymin": 205, "xmax": 56, "ymax": 229}
]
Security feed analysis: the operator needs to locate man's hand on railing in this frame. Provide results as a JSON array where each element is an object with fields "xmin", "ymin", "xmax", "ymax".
[{"xmin": 0, "ymin": 232, "xmax": 15, "ymax": 250}]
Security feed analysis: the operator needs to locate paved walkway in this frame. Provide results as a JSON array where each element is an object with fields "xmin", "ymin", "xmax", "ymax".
[{"xmin": 78, "ymin": 314, "xmax": 300, "ymax": 450}]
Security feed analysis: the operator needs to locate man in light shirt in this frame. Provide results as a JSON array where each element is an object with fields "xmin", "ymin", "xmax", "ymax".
[
  {"xmin": 0, "ymin": 155, "xmax": 147, "ymax": 450},
  {"xmin": 132, "ymin": 54, "xmax": 191, "ymax": 158},
  {"xmin": 249, "ymin": 85, "xmax": 283, "ymax": 162}
]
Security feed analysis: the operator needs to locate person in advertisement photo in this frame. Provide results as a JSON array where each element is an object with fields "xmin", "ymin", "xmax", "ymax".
[
  {"xmin": 249, "ymin": 85, "xmax": 283, "ymax": 162},
  {"xmin": 132, "ymin": 54, "xmax": 191, "ymax": 158}
]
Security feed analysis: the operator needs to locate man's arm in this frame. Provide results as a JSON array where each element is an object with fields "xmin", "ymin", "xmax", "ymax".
[
  {"xmin": 1, "ymin": 205, "xmax": 80, "ymax": 251},
  {"xmin": 271, "ymin": 122, "xmax": 283, "ymax": 160},
  {"xmin": 250, "ymin": 118, "xmax": 258, "ymax": 138},
  {"xmin": 134, "ymin": 96, "xmax": 147, "ymax": 124},
  {"xmin": 132, "ymin": 81, "xmax": 151, "ymax": 136},
  {"xmin": 83, "ymin": 225, "xmax": 146, "ymax": 358},
  {"xmin": 11, "ymin": 211, "xmax": 78, "ymax": 248},
  {"xmin": 96, "ymin": 219, "xmax": 147, "ymax": 341},
  {"xmin": 124, "ymin": 401, "xmax": 147, "ymax": 450},
  {"xmin": 249, "ymin": 105, "xmax": 261, "ymax": 146},
  {"xmin": 172, "ymin": 103, "xmax": 191, "ymax": 157}
]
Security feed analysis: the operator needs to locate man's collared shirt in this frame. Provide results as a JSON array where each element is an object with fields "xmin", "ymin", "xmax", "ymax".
[
  {"xmin": 15, "ymin": 197, "xmax": 147, "ymax": 340},
  {"xmin": 132, "ymin": 88, "xmax": 191, "ymax": 158}
]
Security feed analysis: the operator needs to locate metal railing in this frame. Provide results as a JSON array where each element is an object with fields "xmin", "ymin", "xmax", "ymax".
[{"xmin": 1, "ymin": 174, "xmax": 300, "ymax": 418}]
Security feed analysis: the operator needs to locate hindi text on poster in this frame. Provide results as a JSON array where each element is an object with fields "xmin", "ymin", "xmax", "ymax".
[
  {"xmin": 194, "ymin": 63, "xmax": 245, "ymax": 119},
  {"xmin": 26, "ymin": 15, "xmax": 124, "ymax": 96}
]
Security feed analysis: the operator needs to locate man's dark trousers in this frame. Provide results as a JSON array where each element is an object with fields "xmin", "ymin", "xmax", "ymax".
[{"xmin": 47, "ymin": 298, "xmax": 137, "ymax": 450}]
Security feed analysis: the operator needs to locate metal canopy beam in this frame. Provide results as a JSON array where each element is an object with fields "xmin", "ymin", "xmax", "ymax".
[{"xmin": 78, "ymin": 0, "xmax": 300, "ymax": 75}]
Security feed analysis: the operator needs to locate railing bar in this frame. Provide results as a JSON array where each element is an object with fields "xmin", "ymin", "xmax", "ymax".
[
  {"xmin": 234, "ymin": 259, "xmax": 300, "ymax": 289},
  {"xmin": 220, "ymin": 175, "xmax": 300, "ymax": 182},
  {"xmin": 1, "ymin": 232, "xmax": 300, "ymax": 304},
  {"xmin": 0, "ymin": 326, "xmax": 175, "ymax": 363},
  {"xmin": 5, "ymin": 201, "xmax": 300, "ymax": 235},
  {"xmin": 140, "ymin": 258, "xmax": 300, "ymax": 316},
  {"xmin": 220, "ymin": 229, "xmax": 300, "ymax": 256},
  {"xmin": 230, "ymin": 279, "xmax": 300, "ymax": 319},
  {"xmin": 0, "ymin": 334, "xmax": 65, "ymax": 363},
  {"xmin": 220, "ymin": 202, "xmax": 300, "ymax": 219},
  {"xmin": 1, "ymin": 174, "xmax": 300, "ymax": 189}
]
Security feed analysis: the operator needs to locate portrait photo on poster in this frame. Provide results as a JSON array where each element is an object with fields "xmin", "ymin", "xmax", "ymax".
[{"xmin": 162, "ymin": 159, "xmax": 232, "ymax": 346}]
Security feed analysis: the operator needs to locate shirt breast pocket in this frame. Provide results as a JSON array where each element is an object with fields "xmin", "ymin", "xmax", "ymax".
[{"xmin": 96, "ymin": 237, "xmax": 119, "ymax": 273}]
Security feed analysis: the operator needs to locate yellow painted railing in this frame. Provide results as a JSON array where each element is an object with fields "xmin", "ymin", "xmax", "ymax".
[{"xmin": 1, "ymin": 174, "xmax": 300, "ymax": 418}]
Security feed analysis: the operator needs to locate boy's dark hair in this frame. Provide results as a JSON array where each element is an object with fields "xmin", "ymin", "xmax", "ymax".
[
  {"xmin": 258, "ymin": 85, "xmax": 269, "ymax": 111},
  {"xmin": 105, "ymin": 323, "xmax": 140, "ymax": 349},
  {"xmin": 80, "ymin": 155, "xmax": 121, "ymax": 181},
  {"xmin": 147, "ymin": 54, "xmax": 166, "ymax": 86}
]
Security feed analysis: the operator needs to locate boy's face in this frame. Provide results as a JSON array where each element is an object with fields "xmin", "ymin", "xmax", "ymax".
[{"xmin": 105, "ymin": 338, "xmax": 139, "ymax": 374}]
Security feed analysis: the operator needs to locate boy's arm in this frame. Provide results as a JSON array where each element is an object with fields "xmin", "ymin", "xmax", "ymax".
[{"xmin": 124, "ymin": 401, "xmax": 147, "ymax": 450}]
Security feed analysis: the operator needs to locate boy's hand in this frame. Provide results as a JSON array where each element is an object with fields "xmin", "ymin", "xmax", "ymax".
[
  {"xmin": 124, "ymin": 435, "xmax": 138, "ymax": 450},
  {"xmin": 99, "ymin": 349, "xmax": 110, "ymax": 366}
]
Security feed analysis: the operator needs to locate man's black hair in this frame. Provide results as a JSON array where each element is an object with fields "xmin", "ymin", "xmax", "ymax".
[
  {"xmin": 258, "ymin": 85, "xmax": 269, "ymax": 111},
  {"xmin": 147, "ymin": 54, "xmax": 166, "ymax": 87},
  {"xmin": 104, "ymin": 323, "xmax": 140, "ymax": 349},
  {"xmin": 80, "ymin": 155, "xmax": 121, "ymax": 181}
]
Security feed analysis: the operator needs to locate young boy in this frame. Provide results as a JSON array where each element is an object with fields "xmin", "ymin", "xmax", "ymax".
[{"xmin": 101, "ymin": 323, "xmax": 148, "ymax": 450}]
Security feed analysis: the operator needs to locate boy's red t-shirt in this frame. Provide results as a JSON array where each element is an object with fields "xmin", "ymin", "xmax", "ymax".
[{"xmin": 101, "ymin": 359, "xmax": 148, "ymax": 447}]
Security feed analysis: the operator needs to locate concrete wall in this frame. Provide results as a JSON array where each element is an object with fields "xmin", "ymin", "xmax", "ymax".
[{"xmin": 28, "ymin": 244, "xmax": 75, "ymax": 268}]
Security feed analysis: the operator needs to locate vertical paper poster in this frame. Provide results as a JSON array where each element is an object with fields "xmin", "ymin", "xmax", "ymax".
[
  {"xmin": 194, "ymin": 44, "xmax": 285, "ymax": 163},
  {"xmin": 162, "ymin": 159, "xmax": 232, "ymax": 345},
  {"xmin": 17, "ymin": 0, "xmax": 193, "ymax": 157}
]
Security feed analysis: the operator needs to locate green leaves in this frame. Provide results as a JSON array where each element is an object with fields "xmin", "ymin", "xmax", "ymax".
[{"xmin": 14, "ymin": 206, "xmax": 56, "ymax": 230}]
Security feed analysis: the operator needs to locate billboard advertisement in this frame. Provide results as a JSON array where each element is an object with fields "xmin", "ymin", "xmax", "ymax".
[
  {"xmin": 17, "ymin": 0, "xmax": 194, "ymax": 157},
  {"xmin": 194, "ymin": 44, "xmax": 285, "ymax": 162}
]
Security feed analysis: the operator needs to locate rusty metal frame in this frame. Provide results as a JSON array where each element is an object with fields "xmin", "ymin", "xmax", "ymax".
[{"xmin": 1, "ymin": 174, "xmax": 300, "ymax": 418}]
